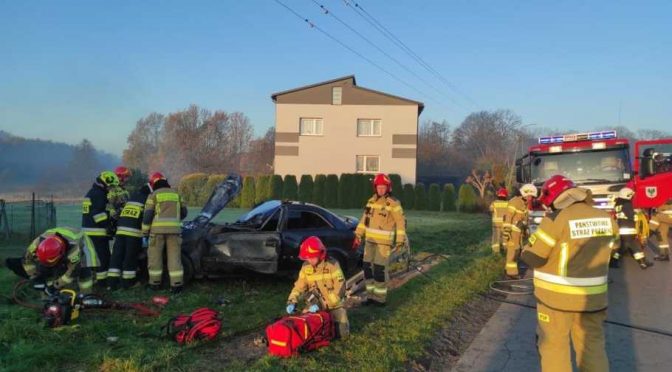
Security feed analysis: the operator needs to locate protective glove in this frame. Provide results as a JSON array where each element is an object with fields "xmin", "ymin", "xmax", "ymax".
[
  {"xmin": 308, "ymin": 304, "xmax": 319, "ymax": 313},
  {"xmin": 286, "ymin": 303, "xmax": 296, "ymax": 314},
  {"xmin": 142, "ymin": 237, "xmax": 149, "ymax": 248}
]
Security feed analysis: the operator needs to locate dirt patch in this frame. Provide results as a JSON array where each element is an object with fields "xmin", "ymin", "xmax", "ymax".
[{"xmin": 408, "ymin": 293, "xmax": 502, "ymax": 371}]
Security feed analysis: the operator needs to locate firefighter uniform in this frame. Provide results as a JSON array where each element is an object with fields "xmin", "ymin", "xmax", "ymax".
[
  {"xmin": 355, "ymin": 194, "xmax": 406, "ymax": 304},
  {"xmin": 288, "ymin": 258, "xmax": 350, "ymax": 338},
  {"xmin": 649, "ymin": 200, "xmax": 672, "ymax": 260},
  {"xmin": 521, "ymin": 188, "xmax": 618, "ymax": 372},
  {"xmin": 23, "ymin": 227, "xmax": 99, "ymax": 294},
  {"xmin": 142, "ymin": 185, "xmax": 187, "ymax": 289},
  {"xmin": 489, "ymin": 199, "xmax": 509, "ymax": 254},
  {"xmin": 613, "ymin": 197, "xmax": 649, "ymax": 268},
  {"xmin": 503, "ymin": 195, "xmax": 528, "ymax": 276},
  {"xmin": 82, "ymin": 182, "xmax": 112, "ymax": 282},
  {"xmin": 108, "ymin": 186, "xmax": 150, "ymax": 289}
]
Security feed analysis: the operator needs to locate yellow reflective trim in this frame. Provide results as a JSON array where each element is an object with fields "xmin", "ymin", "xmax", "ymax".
[
  {"xmin": 390, "ymin": 206, "xmax": 402, "ymax": 212},
  {"xmin": 93, "ymin": 213, "xmax": 108, "ymax": 223},
  {"xmin": 156, "ymin": 192, "xmax": 180, "ymax": 202},
  {"xmin": 60, "ymin": 275, "xmax": 74, "ymax": 284},
  {"xmin": 633, "ymin": 252, "xmax": 645, "ymax": 260},
  {"xmin": 151, "ymin": 221, "xmax": 181, "ymax": 227},
  {"xmin": 538, "ymin": 312, "xmax": 550, "ymax": 323},
  {"xmin": 270, "ymin": 339, "xmax": 287, "ymax": 347},
  {"xmin": 168, "ymin": 270, "xmax": 184, "ymax": 278},
  {"xmin": 79, "ymin": 280, "xmax": 93, "ymax": 289},
  {"xmin": 558, "ymin": 243, "xmax": 569, "ymax": 277},
  {"xmin": 372, "ymin": 287, "xmax": 388, "ymax": 295},
  {"xmin": 533, "ymin": 278, "xmax": 607, "ymax": 295},
  {"xmin": 506, "ymin": 262, "xmax": 518, "ymax": 268},
  {"xmin": 149, "ymin": 270, "xmax": 163, "ymax": 276},
  {"xmin": 534, "ymin": 229, "xmax": 556, "ymax": 247}
]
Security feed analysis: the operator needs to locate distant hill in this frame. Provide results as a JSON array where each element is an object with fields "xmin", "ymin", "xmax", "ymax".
[{"xmin": 0, "ymin": 130, "xmax": 119, "ymax": 194}]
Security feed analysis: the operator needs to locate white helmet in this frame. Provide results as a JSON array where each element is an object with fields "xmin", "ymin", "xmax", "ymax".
[
  {"xmin": 520, "ymin": 183, "xmax": 538, "ymax": 198},
  {"xmin": 619, "ymin": 187, "xmax": 634, "ymax": 200}
]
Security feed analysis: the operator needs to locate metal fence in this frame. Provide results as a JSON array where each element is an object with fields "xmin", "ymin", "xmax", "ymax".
[{"xmin": 0, "ymin": 194, "xmax": 57, "ymax": 242}]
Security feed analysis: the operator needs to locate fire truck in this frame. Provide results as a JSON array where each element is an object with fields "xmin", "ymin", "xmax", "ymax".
[{"xmin": 515, "ymin": 130, "xmax": 672, "ymax": 228}]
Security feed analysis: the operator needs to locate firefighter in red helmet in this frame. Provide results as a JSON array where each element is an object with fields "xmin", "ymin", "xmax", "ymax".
[
  {"xmin": 353, "ymin": 174, "xmax": 406, "ymax": 306},
  {"xmin": 489, "ymin": 187, "xmax": 509, "ymax": 255},
  {"xmin": 286, "ymin": 236, "xmax": 349, "ymax": 338},
  {"xmin": 521, "ymin": 175, "xmax": 618, "ymax": 372}
]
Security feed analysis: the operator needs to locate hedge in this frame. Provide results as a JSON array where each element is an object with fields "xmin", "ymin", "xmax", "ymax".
[
  {"xmin": 271, "ymin": 175, "xmax": 284, "ymax": 200},
  {"xmin": 442, "ymin": 183, "xmax": 456, "ymax": 212},
  {"xmin": 402, "ymin": 184, "xmax": 415, "ymax": 210},
  {"xmin": 178, "ymin": 173, "xmax": 209, "ymax": 207},
  {"xmin": 313, "ymin": 175, "xmax": 326, "ymax": 206},
  {"xmin": 414, "ymin": 182, "xmax": 428, "ymax": 210},
  {"xmin": 457, "ymin": 184, "xmax": 478, "ymax": 213},
  {"xmin": 199, "ymin": 174, "xmax": 227, "ymax": 207},
  {"xmin": 241, "ymin": 176, "xmax": 256, "ymax": 208},
  {"xmin": 428, "ymin": 183, "xmax": 441, "ymax": 211},
  {"xmin": 389, "ymin": 174, "xmax": 403, "ymax": 197},
  {"xmin": 324, "ymin": 174, "xmax": 339, "ymax": 208},
  {"xmin": 255, "ymin": 175, "xmax": 271, "ymax": 205},
  {"xmin": 298, "ymin": 175, "xmax": 314, "ymax": 203},
  {"xmin": 338, "ymin": 174, "xmax": 354, "ymax": 209},
  {"xmin": 283, "ymin": 175, "xmax": 298, "ymax": 201}
]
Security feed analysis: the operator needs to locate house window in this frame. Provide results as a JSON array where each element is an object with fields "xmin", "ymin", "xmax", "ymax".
[
  {"xmin": 356, "ymin": 155, "xmax": 380, "ymax": 173},
  {"xmin": 300, "ymin": 118, "xmax": 323, "ymax": 136},
  {"xmin": 332, "ymin": 87, "xmax": 342, "ymax": 105},
  {"xmin": 357, "ymin": 119, "xmax": 382, "ymax": 137}
]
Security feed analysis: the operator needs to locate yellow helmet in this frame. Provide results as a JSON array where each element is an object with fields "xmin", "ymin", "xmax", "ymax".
[{"xmin": 98, "ymin": 171, "xmax": 120, "ymax": 187}]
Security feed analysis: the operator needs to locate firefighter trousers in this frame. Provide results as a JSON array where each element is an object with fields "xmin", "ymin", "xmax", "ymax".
[
  {"xmin": 505, "ymin": 229, "xmax": 521, "ymax": 276},
  {"xmin": 148, "ymin": 233, "xmax": 183, "ymax": 288},
  {"xmin": 363, "ymin": 241, "xmax": 391, "ymax": 303},
  {"xmin": 536, "ymin": 302, "xmax": 608, "ymax": 372},
  {"xmin": 330, "ymin": 307, "xmax": 350, "ymax": 339},
  {"xmin": 88, "ymin": 236, "xmax": 111, "ymax": 282},
  {"xmin": 109, "ymin": 235, "xmax": 141, "ymax": 288},
  {"xmin": 652, "ymin": 222, "xmax": 670, "ymax": 255},
  {"xmin": 491, "ymin": 224, "xmax": 503, "ymax": 254},
  {"xmin": 614, "ymin": 235, "xmax": 645, "ymax": 262}
]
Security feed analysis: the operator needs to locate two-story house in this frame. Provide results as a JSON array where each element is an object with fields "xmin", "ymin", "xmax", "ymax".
[{"xmin": 271, "ymin": 75, "xmax": 424, "ymax": 184}]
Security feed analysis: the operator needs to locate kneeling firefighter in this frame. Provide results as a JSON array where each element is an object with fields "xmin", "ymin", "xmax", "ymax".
[
  {"xmin": 5, "ymin": 227, "xmax": 99, "ymax": 294},
  {"xmin": 286, "ymin": 236, "xmax": 350, "ymax": 339}
]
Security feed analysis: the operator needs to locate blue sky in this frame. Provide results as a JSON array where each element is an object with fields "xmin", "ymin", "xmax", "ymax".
[{"xmin": 1, "ymin": 0, "xmax": 670, "ymax": 156}]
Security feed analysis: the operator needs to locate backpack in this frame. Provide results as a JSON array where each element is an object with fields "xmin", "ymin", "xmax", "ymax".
[
  {"xmin": 265, "ymin": 311, "xmax": 335, "ymax": 357},
  {"xmin": 165, "ymin": 307, "xmax": 221, "ymax": 345}
]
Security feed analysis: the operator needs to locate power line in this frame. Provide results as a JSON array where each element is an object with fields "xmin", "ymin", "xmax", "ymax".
[
  {"xmin": 272, "ymin": 0, "xmax": 441, "ymax": 105},
  {"xmin": 341, "ymin": 0, "xmax": 478, "ymax": 107},
  {"xmin": 309, "ymin": 0, "xmax": 459, "ymax": 107}
]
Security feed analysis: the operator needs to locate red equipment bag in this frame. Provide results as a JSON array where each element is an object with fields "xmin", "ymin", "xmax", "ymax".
[
  {"xmin": 165, "ymin": 307, "xmax": 221, "ymax": 345},
  {"xmin": 265, "ymin": 311, "xmax": 335, "ymax": 357}
]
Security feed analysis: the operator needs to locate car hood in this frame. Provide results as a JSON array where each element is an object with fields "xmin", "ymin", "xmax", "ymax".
[{"xmin": 183, "ymin": 174, "xmax": 242, "ymax": 231}]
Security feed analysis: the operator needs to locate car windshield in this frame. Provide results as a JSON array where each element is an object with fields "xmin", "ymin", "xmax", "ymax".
[
  {"xmin": 530, "ymin": 148, "xmax": 632, "ymax": 185},
  {"xmin": 236, "ymin": 200, "xmax": 281, "ymax": 224}
]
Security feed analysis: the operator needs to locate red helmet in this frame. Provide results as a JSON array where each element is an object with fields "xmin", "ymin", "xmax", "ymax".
[
  {"xmin": 539, "ymin": 175, "xmax": 576, "ymax": 208},
  {"xmin": 114, "ymin": 166, "xmax": 132, "ymax": 184},
  {"xmin": 298, "ymin": 236, "xmax": 327, "ymax": 261},
  {"xmin": 496, "ymin": 187, "xmax": 508, "ymax": 198},
  {"xmin": 149, "ymin": 172, "xmax": 166, "ymax": 188},
  {"xmin": 373, "ymin": 173, "xmax": 392, "ymax": 193},
  {"xmin": 36, "ymin": 235, "xmax": 67, "ymax": 267}
]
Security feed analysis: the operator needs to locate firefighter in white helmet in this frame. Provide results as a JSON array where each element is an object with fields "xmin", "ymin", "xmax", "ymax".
[{"xmin": 612, "ymin": 187, "xmax": 652, "ymax": 269}]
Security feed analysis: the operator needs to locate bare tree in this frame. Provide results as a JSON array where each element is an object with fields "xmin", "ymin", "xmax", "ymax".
[{"xmin": 123, "ymin": 112, "xmax": 164, "ymax": 172}]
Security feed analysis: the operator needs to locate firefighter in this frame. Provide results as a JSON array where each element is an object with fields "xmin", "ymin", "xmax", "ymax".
[
  {"xmin": 82, "ymin": 170, "xmax": 118, "ymax": 285},
  {"xmin": 286, "ymin": 236, "xmax": 349, "ymax": 339},
  {"xmin": 489, "ymin": 187, "xmax": 509, "ymax": 255},
  {"xmin": 649, "ymin": 198, "xmax": 672, "ymax": 261},
  {"xmin": 108, "ymin": 166, "xmax": 132, "ymax": 217},
  {"xmin": 142, "ymin": 172, "xmax": 187, "ymax": 293},
  {"xmin": 107, "ymin": 181, "xmax": 152, "ymax": 290},
  {"xmin": 502, "ymin": 184, "xmax": 536, "ymax": 278},
  {"xmin": 354, "ymin": 173, "xmax": 406, "ymax": 306},
  {"xmin": 521, "ymin": 175, "xmax": 618, "ymax": 372},
  {"xmin": 5, "ymin": 227, "xmax": 99, "ymax": 294},
  {"xmin": 612, "ymin": 187, "xmax": 653, "ymax": 269}
]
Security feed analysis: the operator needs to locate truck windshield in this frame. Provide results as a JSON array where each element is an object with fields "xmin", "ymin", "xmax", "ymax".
[{"xmin": 530, "ymin": 148, "xmax": 631, "ymax": 185}]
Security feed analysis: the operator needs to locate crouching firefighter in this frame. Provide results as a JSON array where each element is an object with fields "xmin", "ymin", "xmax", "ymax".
[
  {"xmin": 612, "ymin": 187, "xmax": 652, "ymax": 269},
  {"xmin": 490, "ymin": 187, "xmax": 509, "ymax": 254},
  {"xmin": 142, "ymin": 172, "xmax": 187, "ymax": 293},
  {"xmin": 5, "ymin": 227, "xmax": 99, "ymax": 295},
  {"xmin": 286, "ymin": 236, "xmax": 349, "ymax": 339},
  {"xmin": 107, "ymin": 182, "xmax": 152, "ymax": 290},
  {"xmin": 521, "ymin": 175, "xmax": 619, "ymax": 372},
  {"xmin": 354, "ymin": 173, "xmax": 406, "ymax": 306}
]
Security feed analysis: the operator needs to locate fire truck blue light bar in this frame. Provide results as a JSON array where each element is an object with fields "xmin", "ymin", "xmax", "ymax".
[{"xmin": 538, "ymin": 130, "xmax": 617, "ymax": 144}]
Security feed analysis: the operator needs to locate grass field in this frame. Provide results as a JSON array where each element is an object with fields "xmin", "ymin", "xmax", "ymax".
[{"xmin": 0, "ymin": 206, "xmax": 499, "ymax": 371}]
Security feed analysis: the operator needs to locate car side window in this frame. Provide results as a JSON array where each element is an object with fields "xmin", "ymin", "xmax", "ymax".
[
  {"xmin": 261, "ymin": 209, "xmax": 281, "ymax": 232},
  {"xmin": 285, "ymin": 209, "xmax": 332, "ymax": 230}
]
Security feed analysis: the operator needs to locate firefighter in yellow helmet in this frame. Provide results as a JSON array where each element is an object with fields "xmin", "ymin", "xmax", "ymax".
[
  {"xmin": 649, "ymin": 198, "xmax": 672, "ymax": 261},
  {"xmin": 521, "ymin": 175, "xmax": 619, "ymax": 372},
  {"xmin": 502, "ymin": 184, "xmax": 536, "ymax": 278},
  {"xmin": 489, "ymin": 187, "xmax": 509, "ymax": 254},
  {"xmin": 354, "ymin": 173, "xmax": 406, "ymax": 306},
  {"xmin": 142, "ymin": 172, "xmax": 187, "ymax": 293},
  {"xmin": 286, "ymin": 236, "xmax": 349, "ymax": 339}
]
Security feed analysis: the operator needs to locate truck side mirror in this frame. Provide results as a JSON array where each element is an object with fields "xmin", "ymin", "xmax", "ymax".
[{"xmin": 640, "ymin": 148, "xmax": 655, "ymax": 179}]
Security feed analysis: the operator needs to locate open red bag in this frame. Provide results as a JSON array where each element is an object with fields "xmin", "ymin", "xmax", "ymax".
[{"xmin": 265, "ymin": 311, "xmax": 335, "ymax": 357}]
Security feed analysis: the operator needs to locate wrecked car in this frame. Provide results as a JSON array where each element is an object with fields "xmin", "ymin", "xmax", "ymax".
[{"xmin": 180, "ymin": 175, "xmax": 362, "ymax": 281}]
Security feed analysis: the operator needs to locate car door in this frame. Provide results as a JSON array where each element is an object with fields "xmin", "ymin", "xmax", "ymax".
[{"xmin": 279, "ymin": 206, "xmax": 340, "ymax": 270}]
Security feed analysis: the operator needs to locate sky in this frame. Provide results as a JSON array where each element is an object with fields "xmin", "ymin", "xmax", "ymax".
[{"xmin": 1, "ymin": 0, "xmax": 670, "ymax": 156}]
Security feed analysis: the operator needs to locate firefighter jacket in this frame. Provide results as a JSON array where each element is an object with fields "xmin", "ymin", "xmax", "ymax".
[
  {"xmin": 287, "ymin": 258, "xmax": 345, "ymax": 310},
  {"xmin": 614, "ymin": 198, "xmax": 636, "ymax": 235},
  {"xmin": 82, "ymin": 183, "xmax": 111, "ymax": 237},
  {"xmin": 504, "ymin": 196, "xmax": 528, "ymax": 233},
  {"xmin": 521, "ymin": 193, "xmax": 619, "ymax": 312},
  {"xmin": 142, "ymin": 186, "xmax": 187, "ymax": 236},
  {"xmin": 23, "ymin": 227, "xmax": 99, "ymax": 287},
  {"xmin": 355, "ymin": 194, "xmax": 406, "ymax": 247},
  {"xmin": 107, "ymin": 186, "xmax": 130, "ymax": 217},
  {"xmin": 116, "ymin": 188, "xmax": 151, "ymax": 238},
  {"xmin": 489, "ymin": 199, "xmax": 509, "ymax": 227}
]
